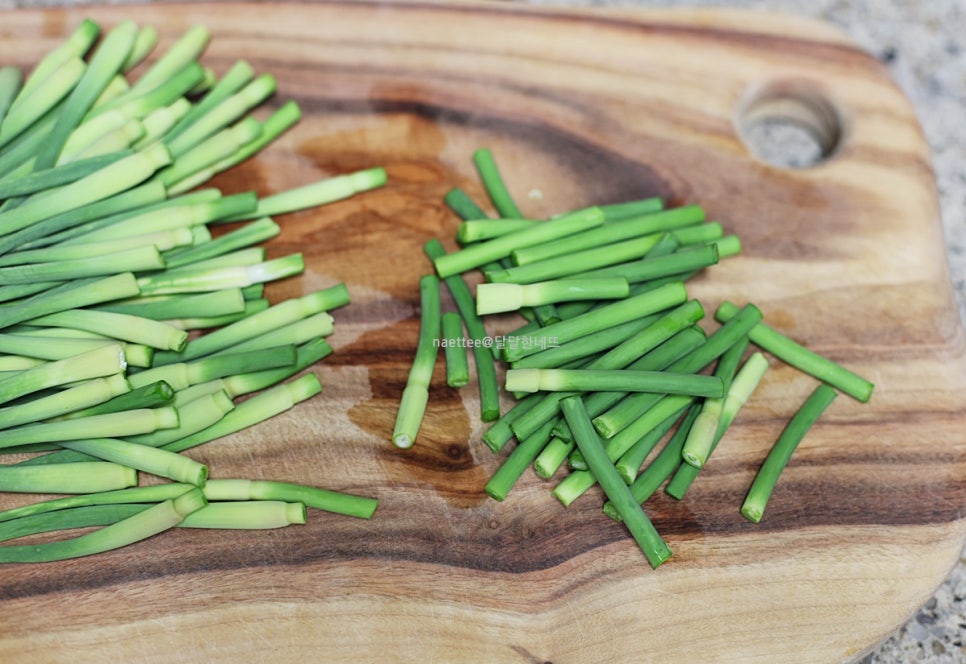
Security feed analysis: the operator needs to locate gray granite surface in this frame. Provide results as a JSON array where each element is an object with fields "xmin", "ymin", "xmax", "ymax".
[{"xmin": 1, "ymin": 0, "xmax": 964, "ymax": 661}]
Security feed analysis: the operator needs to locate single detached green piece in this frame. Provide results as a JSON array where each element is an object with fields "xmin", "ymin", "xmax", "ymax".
[
  {"xmin": 476, "ymin": 278, "xmax": 629, "ymax": 315},
  {"xmin": 59, "ymin": 438, "xmax": 208, "ymax": 486},
  {"xmin": 715, "ymin": 300, "xmax": 873, "ymax": 403},
  {"xmin": 441, "ymin": 311, "xmax": 469, "ymax": 388},
  {"xmin": 597, "ymin": 197, "xmax": 664, "ymax": 221},
  {"xmin": 203, "ymin": 479, "xmax": 377, "ymax": 519},
  {"xmin": 444, "ymin": 187, "xmax": 489, "ymax": 221},
  {"xmin": 483, "ymin": 418, "xmax": 555, "ymax": 502},
  {"xmin": 505, "ymin": 368, "xmax": 723, "ymax": 399},
  {"xmin": 560, "ymin": 396, "xmax": 672, "ymax": 569},
  {"xmin": 472, "ymin": 147, "xmax": 523, "ymax": 218},
  {"xmin": 392, "ymin": 274, "xmax": 441, "ymax": 449},
  {"xmin": 223, "ymin": 167, "xmax": 387, "ymax": 222},
  {"xmin": 457, "ymin": 219, "xmax": 537, "ymax": 244},
  {"xmin": 741, "ymin": 383, "xmax": 838, "ymax": 523},
  {"xmin": 487, "ymin": 234, "xmax": 664, "ymax": 284}
]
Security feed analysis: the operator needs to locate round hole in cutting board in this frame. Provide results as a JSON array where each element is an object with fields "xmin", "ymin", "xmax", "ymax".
[{"xmin": 736, "ymin": 79, "xmax": 843, "ymax": 169}]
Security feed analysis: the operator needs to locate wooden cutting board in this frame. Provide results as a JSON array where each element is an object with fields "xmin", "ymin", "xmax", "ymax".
[{"xmin": 1, "ymin": 2, "xmax": 964, "ymax": 662}]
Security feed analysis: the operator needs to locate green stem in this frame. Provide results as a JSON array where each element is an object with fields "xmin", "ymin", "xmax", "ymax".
[
  {"xmin": 0, "ymin": 343, "xmax": 126, "ymax": 405},
  {"xmin": 0, "ymin": 245, "xmax": 163, "ymax": 285},
  {"xmin": 533, "ymin": 435, "xmax": 573, "ymax": 479},
  {"xmin": 597, "ymin": 197, "xmax": 664, "ymax": 221},
  {"xmin": 570, "ymin": 243, "xmax": 720, "ymax": 284},
  {"xmin": 162, "ymin": 217, "xmax": 280, "ymax": 269},
  {"xmin": 59, "ymin": 437, "xmax": 207, "ymax": 486},
  {"xmin": 60, "ymin": 380, "xmax": 174, "ymax": 419},
  {"xmin": 665, "ymin": 351, "xmax": 770, "ymax": 499},
  {"xmin": 135, "ymin": 254, "xmax": 304, "ymax": 296},
  {"xmin": 605, "ymin": 403, "xmax": 703, "ymax": 521},
  {"xmin": 392, "ymin": 275, "xmax": 441, "ymax": 448},
  {"xmin": 0, "ymin": 487, "xmax": 206, "ymax": 563},
  {"xmin": 510, "ymin": 314, "xmax": 660, "ymax": 370},
  {"xmin": 131, "ymin": 25, "xmax": 210, "ymax": 95},
  {"xmin": 0, "ymin": 461, "xmax": 136, "ymax": 493},
  {"xmin": 505, "ymin": 368, "xmax": 723, "ymax": 398},
  {"xmin": 0, "ymin": 406, "xmax": 178, "ymax": 451},
  {"xmin": 472, "ymin": 147, "xmax": 523, "ymax": 218},
  {"xmin": 0, "ymin": 144, "xmax": 172, "ymax": 237},
  {"xmin": 741, "ymin": 384, "xmax": 838, "ymax": 523},
  {"xmin": 23, "ymin": 308, "xmax": 188, "ymax": 352},
  {"xmin": 423, "ymin": 239, "xmax": 501, "ymax": 422},
  {"xmin": 160, "ymin": 374, "xmax": 320, "ymax": 454},
  {"xmin": 153, "ymin": 283, "xmax": 347, "ymax": 365},
  {"xmin": 560, "ymin": 396, "xmax": 671, "ymax": 568},
  {"xmin": 178, "ymin": 501, "xmax": 306, "ymax": 528},
  {"xmin": 441, "ymin": 311, "xmax": 469, "ymax": 388},
  {"xmin": 487, "ymin": 234, "xmax": 662, "ymax": 284},
  {"xmin": 502, "ymin": 282, "xmax": 687, "ymax": 363},
  {"xmin": 0, "ymin": 373, "xmax": 130, "ymax": 429},
  {"xmin": 433, "ymin": 206, "xmax": 604, "ymax": 278},
  {"xmin": 715, "ymin": 300, "xmax": 874, "ymax": 402},
  {"xmin": 95, "ymin": 288, "xmax": 246, "ymax": 321},
  {"xmin": 457, "ymin": 219, "xmax": 537, "ymax": 243},
  {"xmin": 0, "ymin": 482, "xmax": 193, "ymax": 523},
  {"xmin": 591, "ymin": 303, "xmax": 762, "ymax": 439},
  {"xmin": 203, "ymin": 479, "xmax": 377, "ymax": 519},
  {"xmin": 511, "ymin": 205, "xmax": 703, "ymax": 266},
  {"xmin": 484, "ymin": 418, "xmax": 556, "ymax": 502},
  {"xmin": 476, "ymin": 278, "xmax": 628, "ymax": 315},
  {"xmin": 0, "ymin": 273, "xmax": 141, "ymax": 329}
]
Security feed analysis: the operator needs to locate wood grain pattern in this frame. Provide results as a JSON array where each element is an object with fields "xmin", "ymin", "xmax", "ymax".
[{"xmin": 1, "ymin": 2, "xmax": 965, "ymax": 662}]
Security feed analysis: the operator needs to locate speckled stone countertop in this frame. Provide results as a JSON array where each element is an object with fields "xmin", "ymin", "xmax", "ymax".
[{"xmin": 2, "ymin": 0, "xmax": 964, "ymax": 661}]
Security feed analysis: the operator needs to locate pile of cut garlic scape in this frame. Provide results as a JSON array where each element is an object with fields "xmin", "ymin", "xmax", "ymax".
[{"xmin": 0, "ymin": 20, "xmax": 383, "ymax": 563}]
